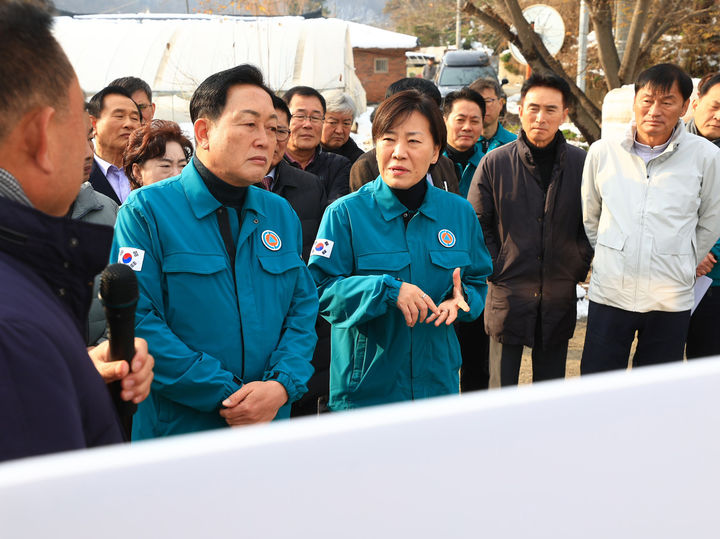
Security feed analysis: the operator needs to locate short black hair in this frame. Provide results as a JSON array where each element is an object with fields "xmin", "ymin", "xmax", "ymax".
[
  {"xmin": 87, "ymin": 85, "xmax": 139, "ymax": 118},
  {"xmin": 189, "ymin": 64, "xmax": 273, "ymax": 124},
  {"xmin": 386, "ymin": 77, "xmax": 442, "ymax": 107},
  {"xmin": 442, "ymin": 88, "xmax": 486, "ymax": 119},
  {"xmin": 283, "ymin": 86, "xmax": 327, "ymax": 114},
  {"xmin": 272, "ymin": 94, "xmax": 291, "ymax": 124},
  {"xmin": 372, "ymin": 89, "xmax": 447, "ymax": 156},
  {"xmin": 697, "ymin": 72, "xmax": 720, "ymax": 98},
  {"xmin": 109, "ymin": 76, "xmax": 153, "ymax": 102},
  {"xmin": 635, "ymin": 63, "xmax": 693, "ymax": 101},
  {"xmin": 0, "ymin": 0, "xmax": 76, "ymax": 142},
  {"xmin": 520, "ymin": 70, "xmax": 573, "ymax": 108}
]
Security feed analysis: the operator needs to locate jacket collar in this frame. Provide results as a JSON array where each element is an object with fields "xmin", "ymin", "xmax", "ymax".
[
  {"xmin": 516, "ymin": 129, "xmax": 567, "ymax": 171},
  {"xmin": 0, "ymin": 196, "xmax": 112, "ymax": 329},
  {"xmin": 372, "ymin": 176, "xmax": 441, "ymax": 222},
  {"xmin": 274, "ymin": 159, "xmax": 304, "ymax": 188},
  {"xmin": 183, "ymin": 158, "xmax": 267, "ymax": 220},
  {"xmin": 621, "ymin": 118, "xmax": 686, "ymax": 154}
]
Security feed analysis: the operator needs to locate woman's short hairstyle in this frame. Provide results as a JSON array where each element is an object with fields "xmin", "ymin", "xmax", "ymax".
[
  {"xmin": 123, "ymin": 120, "xmax": 193, "ymax": 188},
  {"xmin": 372, "ymin": 90, "xmax": 446, "ymax": 155}
]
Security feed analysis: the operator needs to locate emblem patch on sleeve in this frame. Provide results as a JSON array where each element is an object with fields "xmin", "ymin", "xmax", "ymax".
[
  {"xmin": 118, "ymin": 247, "xmax": 145, "ymax": 271},
  {"xmin": 311, "ymin": 239, "xmax": 334, "ymax": 258}
]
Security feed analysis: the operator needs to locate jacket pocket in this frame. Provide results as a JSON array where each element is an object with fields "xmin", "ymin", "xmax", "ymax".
[
  {"xmin": 593, "ymin": 227, "xmax": 627, "ymax": 286},
  {"xmin": 163, "ymin": 252, "xmax": 226, "ymax": 274},
  {"xmin": 429, "ymin": 249, "xmax": 472, "ymax": 270},
  {"xmin": 356, "ymin": 251, "xmax": 411, "ymax": 276},
  {"xmin": 257, "ymin": 252, "xmax": 305, "ymax": 274},
  {"xmin": 653, "ymin": 236, "xmax": 696, "ymax": 288}
]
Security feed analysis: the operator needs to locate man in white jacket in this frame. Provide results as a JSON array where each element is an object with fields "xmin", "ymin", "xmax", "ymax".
[{"xmin": 581, "ymin": 63, "xmax": 720, "ymax": 373}]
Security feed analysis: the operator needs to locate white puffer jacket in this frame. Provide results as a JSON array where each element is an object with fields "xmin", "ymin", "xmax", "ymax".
[{"xmin": 582, "ymin": 120, "xmax": 720, "ymax": 312}]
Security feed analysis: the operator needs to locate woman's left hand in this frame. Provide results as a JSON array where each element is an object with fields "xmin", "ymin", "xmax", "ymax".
[{"xmin": 426, "ymin": 268, "xmax": 470, "ymax": 326}]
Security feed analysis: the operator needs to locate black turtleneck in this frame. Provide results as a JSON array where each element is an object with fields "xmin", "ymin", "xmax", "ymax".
[
  {"xmin": 194, "ymin": 156, "xmax": 248, "ymax": 210},
  {"xmin": 390, "ymin": 178, "xmax": 427, "ymax": 227},
  {"xmin": 445, "ymin": 145, "xmax": 476, "ymax": 183},
  {"xmin": 523, "ymin": 131, "xmax": 560, "ymax": 192}
]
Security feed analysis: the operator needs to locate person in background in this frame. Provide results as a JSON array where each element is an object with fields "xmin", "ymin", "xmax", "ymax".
[
  {"xmin": 112, "ymin": 64, "xmax": 318, "ymax": 439},
  {"xmin": 685, "ymin": 72, "xmax": 720, "ymax": 358},
  {"xmin": 422, "ymin": 57, "xmax": 438, "ymax": 81},
  {"xmin": 581, "ymin": 63, "xmax": 720, "ymax": 373},
  {"xmin": 87, "ymin": 85, "xmax": 142, "ymax": 204},
  {"xmin": 110, "ymin": 76, "xmax": 155, "ymax": 124},
  {"xmin": 350, "ymin": 78, "xmax": 459, "ymax": 194},
  {"xmin": 123, "ymin": 120, "xmax": 193, "ymax": 189},
  {"xmin": 469, "ymin": 78, "xmax": 517, "ymax": 155},
  {"xmin": 442, "ymin": 87, "xmax": 486, "ymax": 198},
  {"xmin": 261, "ymin": 95, "xmax": 329, "ymax": 416},
  {"xmin": 0, "ymin": 0, "xmax": 152, "ymax": 461},
  {"xmin": 321, "ymin": 91, "xmax": 364, "ymax": 164},
  {"xmin": 308, "ymin": 89, "xmax": 492, "ymax": 410},
  {"xmin": 469, "ymin": 71, "xmax": 591, "ymax": 388},
  {"xmin": 283, "ymin": 86, "xmax": 351, "ymax": 203}
]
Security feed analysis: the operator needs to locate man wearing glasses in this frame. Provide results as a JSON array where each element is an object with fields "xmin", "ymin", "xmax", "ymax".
[
  {"xmin": 110, "ymin": 76, "xmax": 155, "ymax": 124},
  {"xmin": 320, "ymin": 91, "xmax": 364, "ymax": 165},
  {"xmin": 283, "ymin": 86, "xmax": 351, "ymax": 203},
  {"xmin": 469, "ymin": 78, "xmax": 516, "ymax": 156}
]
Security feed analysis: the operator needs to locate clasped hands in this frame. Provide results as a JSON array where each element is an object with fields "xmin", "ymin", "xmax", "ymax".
[{"xmin": 396, "ymin": 267, "xmax": 469, "ymax": 327}]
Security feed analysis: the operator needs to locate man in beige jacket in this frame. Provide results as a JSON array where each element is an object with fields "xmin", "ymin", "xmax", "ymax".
[{"xmin": 581, "ymin": 63, "xmax": 720, "ymax": 373}]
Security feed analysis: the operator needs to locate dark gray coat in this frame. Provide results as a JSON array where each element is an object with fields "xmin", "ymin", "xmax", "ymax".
[{"xmin": 467, "ymin": 131, "xmax": 592, "ymax": 347}]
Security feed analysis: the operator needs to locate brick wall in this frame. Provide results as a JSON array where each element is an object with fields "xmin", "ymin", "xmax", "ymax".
[{"xmin": 353, "ymin": 48, "xmax": 408, "ymax": 104}]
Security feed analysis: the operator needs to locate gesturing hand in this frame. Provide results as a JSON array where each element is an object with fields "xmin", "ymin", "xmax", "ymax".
[
  {"xmin": 396, "ymin": 282, "xmax": 440, "ymax": 327},
  {"xmin": 425, "ymin": 268, "xmax": 470, "ymax": 326}
]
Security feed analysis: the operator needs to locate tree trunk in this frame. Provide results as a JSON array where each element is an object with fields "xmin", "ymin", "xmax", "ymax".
[
  {"xmin": 586, "ymin": 0, "xmax": 621, "ymax": 90},
  {"xmin": 617, "ymin": 0, "xmax": 651, "ymax": 83}
]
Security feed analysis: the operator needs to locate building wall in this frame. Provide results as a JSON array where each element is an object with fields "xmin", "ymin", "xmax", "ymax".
[{"xmin": 353, "ymin": 48, "xmax": 408, "ymax": 104}]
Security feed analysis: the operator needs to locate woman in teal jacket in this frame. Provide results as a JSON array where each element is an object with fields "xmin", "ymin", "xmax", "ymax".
[{"xmin": 308, "ymin": 90, "xmax": 492, "ymax": 410}]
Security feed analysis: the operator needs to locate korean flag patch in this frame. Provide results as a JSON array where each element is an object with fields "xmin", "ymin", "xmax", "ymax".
[
  {"xmin": 118, "ymin": 247, "xmax": 145, "ymax": 271},
  {"xmin": 311, "ymin": 239, "xmax": 334, "ymax": 258}
]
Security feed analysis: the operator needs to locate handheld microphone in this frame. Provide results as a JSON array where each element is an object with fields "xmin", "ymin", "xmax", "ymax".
[{"xmin": 99, "ymin": 263, "xmax": 139, "ymax": 439}]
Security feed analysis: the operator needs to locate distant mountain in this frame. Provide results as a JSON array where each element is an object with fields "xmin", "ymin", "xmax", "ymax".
[{"xmin": 54, "ymin": 0, "xmax": 389, "ymax": 24}]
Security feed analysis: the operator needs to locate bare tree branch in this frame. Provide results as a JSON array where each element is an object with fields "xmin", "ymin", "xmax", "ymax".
[{"xmin": 585, "ymin": 0, "xmax": 621, "ymax": 89}]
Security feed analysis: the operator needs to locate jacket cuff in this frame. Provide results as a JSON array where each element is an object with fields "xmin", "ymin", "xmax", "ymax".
[
  {"xmin": 263, "ymin": 370, "xmax": 301, "ymax": 404},
  {"xmin": 383, "ymin": 275, "xmax": 402, "ymax": 304}
]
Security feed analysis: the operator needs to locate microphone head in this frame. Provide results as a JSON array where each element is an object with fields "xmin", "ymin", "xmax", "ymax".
[{"xmin": 99, "ymin": 263, "xmax": 139, "ymax": 308}]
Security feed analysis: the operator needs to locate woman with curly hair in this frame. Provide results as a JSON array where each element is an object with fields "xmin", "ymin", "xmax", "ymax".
[{"xmin": 123, "ymin": 120, "xmax": 193, "ymax": 188}]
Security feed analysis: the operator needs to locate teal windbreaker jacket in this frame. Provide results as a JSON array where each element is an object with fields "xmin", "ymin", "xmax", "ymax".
[
  {"xmin": 308, "ymin": 178, "xmax": 492, "ymax": 410},
  {"xmin": 111, "ymin": 161, "xmax": 318, "ymax": 438}
]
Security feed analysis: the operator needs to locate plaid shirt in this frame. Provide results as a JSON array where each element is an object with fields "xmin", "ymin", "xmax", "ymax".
[{"xmin": 0, "ymin": 168, "xmax": 32, "ymax": 207}]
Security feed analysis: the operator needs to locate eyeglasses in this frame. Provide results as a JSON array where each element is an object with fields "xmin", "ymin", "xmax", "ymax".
[
  {"xmin": 324, "ymin": 119, "xmax": 353, "ymax": 128},
  {"xmin": 291, "ymin": 113, "xmax": 324, "ymax": 124},
  {"xmin": 276, "ymin": 127, "xmax": 290, "ymax": 142},
  {"xmin": 136, "ymin": 103, "xmax": 152, "ymax": 111}
]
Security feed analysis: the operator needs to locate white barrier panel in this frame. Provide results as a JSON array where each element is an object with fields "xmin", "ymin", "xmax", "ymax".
[{"xmin": 2, "ymin": 359, "xmax": 720, "ymax": 538}]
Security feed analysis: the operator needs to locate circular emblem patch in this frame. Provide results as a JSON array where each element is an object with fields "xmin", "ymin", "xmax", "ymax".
[
  {"xmin": 122, "ymin": 252, "xmax": 133, "ymax": 264},
  {"xmin": 438, "ymin": 229, "xmax": 456, "ymax": 248},
  {"xmin": 261, "ymin": 230, "xmax": 282, "ymax": 251}
]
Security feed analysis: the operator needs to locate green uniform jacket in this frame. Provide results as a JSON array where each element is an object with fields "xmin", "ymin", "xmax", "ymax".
[
  {"xmin": 111, "ymin": 161, "xmax": 318, "ymax": 438},
  {"xmin": 308, "ymin": 178, "xmax": 492, "ymax": 410}
]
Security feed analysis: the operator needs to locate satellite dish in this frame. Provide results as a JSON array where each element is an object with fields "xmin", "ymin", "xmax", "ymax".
[{"xmin": 509, "ymin": 4, "xmax": 565, "ymax": 65}]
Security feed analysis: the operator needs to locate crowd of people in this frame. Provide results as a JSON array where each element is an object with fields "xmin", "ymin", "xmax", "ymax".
[{"xmin": 2, "ymin": 0, "xmax": 720, "ymax": 462}]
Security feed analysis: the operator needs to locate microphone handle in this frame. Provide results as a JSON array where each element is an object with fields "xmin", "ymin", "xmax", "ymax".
[{"xmin": 106, "ymin": 307, "xmax": 138, "ymax": 439}]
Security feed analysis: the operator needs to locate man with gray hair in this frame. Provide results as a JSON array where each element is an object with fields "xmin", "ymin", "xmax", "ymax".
[{"xmin": 321, "ymin": 91, "xmax": 364, "ymax": 164}]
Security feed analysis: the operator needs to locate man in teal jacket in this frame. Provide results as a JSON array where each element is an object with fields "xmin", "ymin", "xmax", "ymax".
[
  {"xmin": 442, "ymin": 88, "xmax": 486, "ymax": 198},
  {"xmin": 470, "ymin": 78, "xmax": 517, "ymax": 156},
  {"xmin": 111, "ymin": 65, "xmax": 318, "ymax": 438},
  {"xmin": 308, "ymin": 178, "xmax": 492, "ymax": 410}
]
